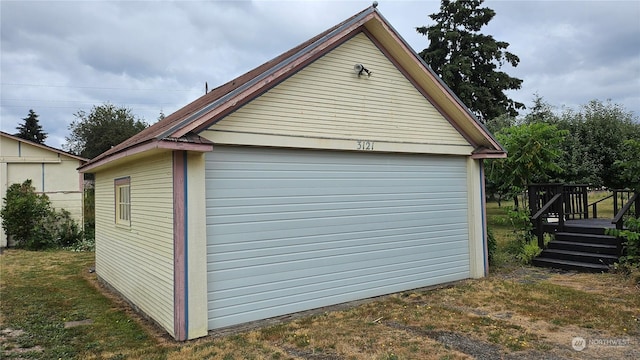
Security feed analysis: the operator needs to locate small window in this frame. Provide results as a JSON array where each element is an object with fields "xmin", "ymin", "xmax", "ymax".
[{"xmin": 115, "ymin": 177, "xmax": 131, "ymax": 226}]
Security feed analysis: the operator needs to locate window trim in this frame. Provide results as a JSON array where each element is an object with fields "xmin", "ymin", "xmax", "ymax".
[{"xmin": 114, "ymin": 177, "xmax": 131, "ymax": 227}]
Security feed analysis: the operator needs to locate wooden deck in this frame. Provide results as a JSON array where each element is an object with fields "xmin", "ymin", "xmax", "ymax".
[{"xmin": 528, "ymin": 184, "xmax": 638, "ymax": 272}]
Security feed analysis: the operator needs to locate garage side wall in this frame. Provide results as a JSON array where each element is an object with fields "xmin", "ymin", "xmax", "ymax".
[{"xmin": 94, "ymin": 152, "xmax": 175, "ymax": 336}]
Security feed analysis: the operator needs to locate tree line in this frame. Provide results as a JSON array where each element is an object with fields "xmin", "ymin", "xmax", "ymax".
[
  {"xmin": 10, "ymin": 0, "xmax": 640, "ymax": 195},
  {"xmin": 486, "ymin": 96, "xmax": 640, "ymax": 205}
]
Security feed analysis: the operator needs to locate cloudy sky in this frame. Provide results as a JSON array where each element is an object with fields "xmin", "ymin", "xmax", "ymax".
[{"xmin": 1, "ymin": 0, "xmax": 639, "ymax": 150}]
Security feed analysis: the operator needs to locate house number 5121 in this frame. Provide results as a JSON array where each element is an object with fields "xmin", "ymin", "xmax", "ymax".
[{"xmin": 356, "ymin": 140, "xmax": 374, "ymax": 151}]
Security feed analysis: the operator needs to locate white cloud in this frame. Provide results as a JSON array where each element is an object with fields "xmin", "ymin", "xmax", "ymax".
[{"xmin": 1, "ymin": 0, "xmax": 638, "ymax": 150}]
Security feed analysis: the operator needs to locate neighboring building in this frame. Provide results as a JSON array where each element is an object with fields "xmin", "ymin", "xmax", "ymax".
[
  {"xmin": 0, "ymin": 131, "xmax": 88, "ymax": 247},
  {"xmin": 79, "ymin": 6, "xmax": 506, "ymax": 341}
]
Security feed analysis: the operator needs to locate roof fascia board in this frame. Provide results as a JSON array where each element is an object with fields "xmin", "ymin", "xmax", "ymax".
[
  {"xmin": 79, "ymin": 139, "xmax": 213, "ymax": 173},
  {"xmin": 167, "ymin": 9, "xmax": 377, "ymax": 139},
  {"xmin": 471, "ymin": 152, "xmax": 507, "ymax": 159},
  {"xmin": 368, "ymin": 10, "xmax": 505, "ymax": 153}
]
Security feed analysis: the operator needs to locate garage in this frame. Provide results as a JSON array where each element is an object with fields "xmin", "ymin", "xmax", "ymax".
[
  {"xmin": 205, "ymin": 146, "xmax": 470, "ymax": 329},
  {"xmin": 84, "ymin": 5, "xmax": 504, "ymax": 340}
]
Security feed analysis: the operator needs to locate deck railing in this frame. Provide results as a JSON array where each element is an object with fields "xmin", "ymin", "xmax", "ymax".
[
  {"xmin": 528, "ymin": 184, "xmax": 639, "ymax": 248},
  {"xmin": 528, "ymin": 184, "xmax": 589, "ymax": 220},
  {"xmin": 530, "ymin": 192, "xmax": 563, "ymax": 248},
  {"xmin": 612, "ymin": 191, "xmax": 639, "ymax": 230},
  {"xmin": 589, "ymin": 189, "xmax": 637, "ymax": 219}
]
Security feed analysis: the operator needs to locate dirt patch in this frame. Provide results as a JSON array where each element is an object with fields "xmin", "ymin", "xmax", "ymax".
[
  {"xmin": 64, "ymin": 319, "xmax": 94, "ymax": 328},
  {"xmin": 0, "ymin": 328, "xmax": 44, "ymax": 356},
  {"xmin": 453, "ymin": 267, "xmax": 640, "ymax": 360},
  {"xmin": 283, "ymin": 346, "xmax": 344, "ymax": 360},
  {"xmin": 385, "ymin": 321, "xmax": 505, "ymax": 359}
]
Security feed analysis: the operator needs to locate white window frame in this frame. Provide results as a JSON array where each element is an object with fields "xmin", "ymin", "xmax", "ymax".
[{"xmin": 115, "ymin": 177, "xmax": 131, "ymax": 227}]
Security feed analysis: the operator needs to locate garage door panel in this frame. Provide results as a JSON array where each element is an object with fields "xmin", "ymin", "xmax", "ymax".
[
  {"xmin": 206, "ymin": 147, "xmax": 470, "ymax": 329},
  {"xmin": 209, "ymin": 253, "xmax": 470, "ymax": 309},
  {"xmin": 209, "ymin": 201, "xmax": 466, "ymax": 223},
  {"xmin": 209, "ymin": 231, "xmax": 468, "ymax": 267},
  {"xmin": 208, "ymin": 208, "xmax": 468, "ymax": 238},
  {"xmin": 209, "ymin": 222, "xmax": 466, "ymax": 248},
  {"xmin": 209, "ymin": 227, "xmax": 467, "ymax": 260},
  {"xmin": 209, "ymin": 237, "xmax": 469, "ymax": 279},
  {"xmin": 209, "ymin": 246, "xmax": 469, "ymax": 292},
  {"xmin": 208, "ymin": 194, "xmax": 462, "ymax": 214},
  {"xmin": 209, "ymin": 264, "xmax": 469, "ymax": 328},
  {"xmin": 208, "ymin": 190, "xmax": 467, "ymax": 207},
  {"xmin": 208, "ymin": 189, "xmax": 466, "ymax": 204}
]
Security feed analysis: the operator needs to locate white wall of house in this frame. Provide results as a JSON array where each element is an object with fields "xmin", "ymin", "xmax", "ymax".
[{"xmin": 0, "ymin": 134, "xmax": 84, "ymax": 247}]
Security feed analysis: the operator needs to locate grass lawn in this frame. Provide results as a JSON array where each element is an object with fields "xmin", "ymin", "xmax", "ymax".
[{"xmin": 1, "ymin": 195, "xmax": 638, "ymax": 359}]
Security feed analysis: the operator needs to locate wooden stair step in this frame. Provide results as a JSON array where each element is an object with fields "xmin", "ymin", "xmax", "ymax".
[
  {"xmin": 562, "ymin": 226, "xmax": 609, "ymax": 235},
  {"xmin": 540, "ymin": 249, "xmax": 618, "ymax": 265},
  {"xmin": 532, "ymin": 257, "xmax": 609, "ymax": 273},
  {"xmin": 554, "ymin": 232, "xmax": 618, "ymax": 245},
  {"xmin": 547, "ymin": 240, "xmax": 618, "ymax": 255}
]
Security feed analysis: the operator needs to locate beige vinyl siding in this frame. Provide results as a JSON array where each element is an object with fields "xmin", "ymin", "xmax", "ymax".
[
  {"xmin": 94, "ymin": 152, "xmax": 174, "ymax": 335},
  {"xmin": 205, "ymin": 32, "xmax": 472, "ymax": 151},
  {"xmin": 1, "ymin": 135, "xmax": 84, "ymax": 247},
  {"xmin": 7, "ymin": 160, "xmax": 83, "ymax": 226},
  {"xmin": 47, "ymin": 192, "xmax": 83, "ymax": 223},
  {"xmin": 8, "ymin": 164, "xmax": 43, "ymax": 190}
]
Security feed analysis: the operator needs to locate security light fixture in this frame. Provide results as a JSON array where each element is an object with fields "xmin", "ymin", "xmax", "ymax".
[{"xmin": 353, "ymin": 64, "xmax": 371, "ymax": 77}]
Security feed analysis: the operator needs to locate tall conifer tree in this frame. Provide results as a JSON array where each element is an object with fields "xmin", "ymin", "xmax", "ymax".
[
  {"xmin": 417, "ymin": 0, "xmax": 524, "ymax": 121},
  {"xmin": 15, "ymin": 109, "xmax": 47, "ymax": 144}
]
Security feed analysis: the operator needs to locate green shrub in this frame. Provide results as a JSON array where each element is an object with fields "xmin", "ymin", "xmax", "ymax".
[
  {"xmin": 47, "ymin": 208, "xmax": 84, "ymax": 248},
  {"xmin": 607, "ymin": 217, "xmax": 640, "ymax": 271},
  {"xmin": 69, "ymin": 235, "xmax": 95, "ymax": 252},
  {"xmin": 517, "ymin": 240, "xmax": 542, "ymax": 265},
  {"xmin": 1, "ymin": 179, "xmax": 84, "ymax": 250},
  {"xmin": 506, "ymin": 207, "xmax": 533, "ymax": 234},
  {"xmin": 487, "ymin": 227, "xmax": 497, "ymax": 264},
  {"xmin": 1, "ymin": 180, "xmax": 51, "ymax": 249},
  {"xmin": 83, "ymin": 186, "xmax": 95, "ymax": 243}
]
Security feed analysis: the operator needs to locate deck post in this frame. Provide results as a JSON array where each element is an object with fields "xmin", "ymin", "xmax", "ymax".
[
  {"xmin": 528, "ymin": 185, "xmax": 538, "ymax": 217},
  {"xmin": 582, "ymin": 186, "xmax": 589, "ymax": 219},
  {"xmin": 558, "ymin": 186, "xmax": 565, "ymax": 233}
]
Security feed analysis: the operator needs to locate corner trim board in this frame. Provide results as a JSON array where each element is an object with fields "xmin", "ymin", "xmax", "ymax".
[
  {"xmin": 480, "ymin": 160, "xmax": 488, "ymax": 276},
  {"xmin": 173, "ymin": 151, "xmax": 188, "ymax": 340}
]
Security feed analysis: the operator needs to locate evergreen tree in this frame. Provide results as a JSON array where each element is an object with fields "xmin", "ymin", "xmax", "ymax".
[
  {"xmin": 417, "ymin": 0, "xmax": 524, "ymax": 121},
  {"xmin": 15, "ymin": 109, "xmax": 47, "ymax": 144}
]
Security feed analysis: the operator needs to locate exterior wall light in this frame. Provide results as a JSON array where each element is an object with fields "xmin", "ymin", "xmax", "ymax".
[{"xmin": 354, "ymin": 64, "xmax": 371, "ymax": 77}]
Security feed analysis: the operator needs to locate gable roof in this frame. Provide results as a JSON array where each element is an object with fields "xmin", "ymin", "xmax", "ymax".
[
  {"xmin": 0, "ymin": 131, "xmax": 89, "ymax": 162},
  {"xmin": 80, "ymin": 5, "xmax": 505, "ymax": 172}
]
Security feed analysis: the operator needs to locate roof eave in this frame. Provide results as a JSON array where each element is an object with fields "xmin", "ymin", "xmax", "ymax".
[
  {"xmin": 471, "ymin": 149, "xmax": 507, "ymax": 159},
  {"xmin": 79, "ymin": 137, "xmax": 214, "ymax": 173}
]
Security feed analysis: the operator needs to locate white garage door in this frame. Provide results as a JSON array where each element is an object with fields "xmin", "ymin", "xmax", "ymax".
[{"xmin": 206, "ymin": 146, "xmax": 470, "ymax": 329}]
